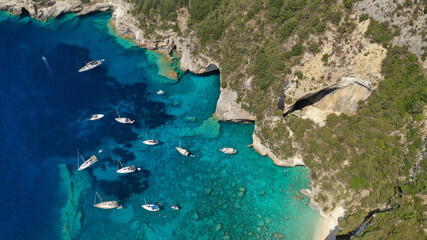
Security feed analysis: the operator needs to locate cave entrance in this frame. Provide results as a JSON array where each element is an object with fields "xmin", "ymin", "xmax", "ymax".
[
  {"xmin": 21, "ymin": 8, "xmax": 30, "ymax": 17},
  {"xmin": 283, "ymin": 87, "xmax": 338, "ymax": 117}
]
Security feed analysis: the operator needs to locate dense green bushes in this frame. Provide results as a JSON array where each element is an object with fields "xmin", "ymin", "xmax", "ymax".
[
  {"xmin": 365, "ymin": 19, "xmax": 397, "ymax": 47},
  {"xmin": 257, "ymin": 46, "xmax": 426, "ymax": 237}
]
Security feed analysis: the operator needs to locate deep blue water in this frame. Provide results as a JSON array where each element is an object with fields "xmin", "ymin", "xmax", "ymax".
[{"xmin": 0, "ymin": 12, "xmax": 321, "ymax": 240}]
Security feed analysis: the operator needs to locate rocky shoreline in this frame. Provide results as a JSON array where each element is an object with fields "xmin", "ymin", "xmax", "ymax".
[{"xmin": 0, "ymin": 1, "xmax": 338, "ymax": 239}]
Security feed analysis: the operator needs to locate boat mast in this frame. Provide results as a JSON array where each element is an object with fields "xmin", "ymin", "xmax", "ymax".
[
  {"xmin": 116, "ymin": 108, "xmax": 121, "ymax": 118},
  {"xmin": 77, "ymin": 149, "xmax": 80, "ymax": 169},
  {"xmin": 77, "ymin": 44, "xmax": 87, "ymax": 64},
  {"xmin": 145, "ymin": 131, "xmax": 148, "ymax": 139},
  {"xmin": 94, "ymin": 192, "xmax": 103, "ymax": 205}
]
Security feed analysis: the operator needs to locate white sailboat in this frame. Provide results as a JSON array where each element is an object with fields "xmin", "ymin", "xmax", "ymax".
[
  {"xmin": 219, "ymin": 147, "xmax": 237, "ymax": 155},
  {"xmin": 141, "ymin": 198, "xmax": 160, "ymax": 211},
  {"xmin": 115, "ymin": 108, "xmax": 135, "ymax": 124},
  {"xmin": 93, "ymin": 192, "xmax": 119, "ymax": 209},
  {"xmin": 142, "ymin": 132, "xmax": 158, "ymax": 145},
  {"xmin": 116, "ymin": 160, "xmax": 140, "ymax": 174},
  {"xmin": 77, "ymin": 45, "xmax": 103, "ymax": 72},
  {"xmin": 176, "ymin": 139, "xmax": 194, "ymax": 157},
  {"xmin": 77, "ymin": 149, "xmax": 98, "ymax": 171},
  {"xmin": 87, "ymin": 114, "xmax": 104, "ymax": 121}
]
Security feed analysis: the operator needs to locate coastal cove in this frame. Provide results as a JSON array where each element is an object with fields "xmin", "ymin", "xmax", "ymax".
[{"xmin": 0, "ymin": 11, "xmax": 323, "ymax": 240}]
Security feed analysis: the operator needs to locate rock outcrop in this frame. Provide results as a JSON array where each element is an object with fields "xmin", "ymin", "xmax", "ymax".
[
  {"xmin": 252, "ymin": 131, "xmax": 305, "ymax": 167},
  {"xmin": 285, "ymin": 76, "xmax": 372, "ymax": 126},
  {"xmin": 0, "ymin": 0, "xmax": 219, "ymax": 75},
  {"xmin": 214, "ymin": 88, "xmax": 255, "ymax": 122},
  {"xmin": 354, "ymin": 0, "xmax": 427, "ymax": 63}
]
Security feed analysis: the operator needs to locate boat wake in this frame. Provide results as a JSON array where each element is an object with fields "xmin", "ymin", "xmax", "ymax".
[{"xmin": 42, "ymin": 56, "xmax": 52, "ymax": 72}]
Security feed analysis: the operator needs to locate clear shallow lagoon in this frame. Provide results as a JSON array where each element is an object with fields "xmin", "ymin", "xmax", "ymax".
[{"xmin": 0, "ymin": 12, "xmax": 321, "ymax": 240}]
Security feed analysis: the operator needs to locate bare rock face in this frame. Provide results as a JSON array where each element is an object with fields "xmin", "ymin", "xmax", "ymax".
[
  {"xmin": 354, "ymin": 0, "xmax": 427, "ymax": 61},
  {"xmin": 0, "ymin": 0, "xmax": 218, "ymax": 75},
  {"xmin": 214, "ymin": 88, "xmax": 255, "ymax": 122}
]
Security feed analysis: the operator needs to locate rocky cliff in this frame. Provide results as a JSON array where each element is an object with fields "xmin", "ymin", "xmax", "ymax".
[
  {"xmin": 0, "ymin": 0, "xmax": 219, "ymax": 77},
  {"xmin": 3, "ymin": 1, "xmax": 425, "ymax": 239}
]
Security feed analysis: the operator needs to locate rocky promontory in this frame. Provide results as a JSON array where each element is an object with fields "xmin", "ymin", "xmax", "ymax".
[{"xmin": 0, "ymin": 0, "xmax": 219, "ymax": 76}]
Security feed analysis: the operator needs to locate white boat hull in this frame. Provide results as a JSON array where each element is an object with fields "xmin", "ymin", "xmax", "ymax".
[
  {"xmin": 117, "ymin": 166, "xmax": 136, "ymax": 174},
  {"xmin": 94, "ymin": 201, "xmax": 119, "ymax": 209},
  {"xmin": 220, "ymin": 148, "xmax": 237, "ymax": 154},
  {"xmin": 142, "ymin": 204, "xmax": 160, "ymax": 211},
  {"xmin": 78, "ymin": 155, "xmax": 98, "ymax": 171},
  {"xmin": 176, "ymin": 147, "xmax": 190, "ymax": 156},
  {"xmin": 79, "ymin": 60, "xmax": 102, "ymax": 72},
  {"xmin": 143, "ymin": 140, "xmax": 158, "ymax": 145},
  {"xmin": 88, "ymin": 114, "xmax": 104, "ymax": 121},
  {"xmin": 115, "ymin": 118, "xmax": 135, "ymax": 124}
]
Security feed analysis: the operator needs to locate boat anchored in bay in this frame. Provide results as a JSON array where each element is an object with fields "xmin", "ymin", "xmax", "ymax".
[
  {"xmin": 87, "ymin": 114, "xmax": 104, "ymax": 121},
  {"xmin": 142, "ymin": 132, "xmax": 158, "ymax": 145},
  {"xmin": 141, "ymin": 198, "xmax": 160, "ymax": 211},
  {"xmin": 176, "ymin": 139, "xmax": 194, "ymax": 157},
  {"xmin": 115, "ymin": 108, "xmax": 135, "ymax": 124},
  {"xmin": 77, "ymin": 149, "xmax": 98, "ymax": 171},
  {"xmin": 77, "ymin": 45, "xmax": 103, "ymax": 72},
  {"xmin": 93, "ymin": 192, "xmax": 120, "ymax": 209},
  {"xmin": 220, "ymin": 147, "xmax": 237, "ymax": 155},
  {"xmin": 116, "ymin": 160, "xmax": 140, "ymax": 174}
]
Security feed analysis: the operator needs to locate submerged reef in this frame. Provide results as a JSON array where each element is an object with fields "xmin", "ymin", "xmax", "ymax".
[{"xmin": 59, "ymin": 164, "xmax": 92, "ymax": 240}]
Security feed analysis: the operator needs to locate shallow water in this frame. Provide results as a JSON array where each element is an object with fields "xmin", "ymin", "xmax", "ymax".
[{"xmin": 0, "ymin": 12, "xmax": 321, "ymax": 240}]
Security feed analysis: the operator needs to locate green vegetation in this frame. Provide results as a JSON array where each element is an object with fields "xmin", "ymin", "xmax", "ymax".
[
  {"xmin": 123, "ymin": 1, "xmax": 426, "ymax": 238},
  {"xmin": 365, "ymin": 19, "xmax": 398, "ymax": 48},
  {"xmin": 258, "ymin": 46, "xmax": 426, "ymax": 237}
]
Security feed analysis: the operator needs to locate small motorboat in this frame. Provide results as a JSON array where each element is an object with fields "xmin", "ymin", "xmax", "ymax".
[
  {"xmin": 77, "ymin": 149, "xmax": 98, "ymax": 171},
  {"xmin": 93, "ymin": 192, "xmax": 119, "ymax": 209},
  {"xmin": 116, "ymin": 160, "xmax": 140, "ymax": 174},
  {"xmin": 88, "ymin": 114, "xmax": 104, "ymax": 121},
  {"xmin": 220, "ymin": 147, "xmax": 237, "ymax": 155},
  {"xmin": 115, "ymin": 109, "xmax": 135, "ymax": 124},
  {"xmin": 157, "ymin": 90, "xmax": 164, "ymax": 95},
  {"xmin": 141, "ymin": 199, "xmax": 160, "ymax": 211},
  {"xmin": 171, "ymin": 205, "xmax": 179, "ymax": 210}
]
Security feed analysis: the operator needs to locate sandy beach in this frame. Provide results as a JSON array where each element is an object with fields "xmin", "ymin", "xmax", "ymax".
[{"xmin": 315, "ymin": 207, "xmax": 345, "ymax": 240}]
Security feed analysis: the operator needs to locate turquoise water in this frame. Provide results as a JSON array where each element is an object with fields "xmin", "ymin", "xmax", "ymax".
[{"xmin": 0, "ymin": 12, "xmax": 320, "ymax": 240}]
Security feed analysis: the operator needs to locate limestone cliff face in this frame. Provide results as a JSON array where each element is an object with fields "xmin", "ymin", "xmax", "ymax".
[
  {"xmin": 214, "ymin": 88, "xmax": 255, "ymax": 122},
  {"xmin": 355, "ymin": 0, "xmax": 427, "ymax": 65},
  {"xmin": 0, "ymin": 0, "xmax": 219, "ymax": 76}
]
